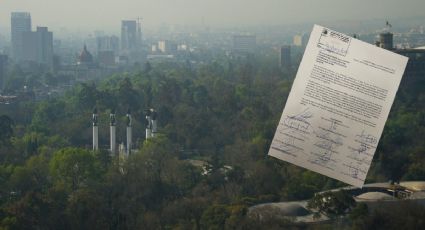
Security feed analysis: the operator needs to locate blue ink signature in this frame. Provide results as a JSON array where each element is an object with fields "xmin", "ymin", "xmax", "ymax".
[
  {"xmin": 347, "ymin": 154, "xmax": 371, "ymax": 165},
  {"xmin": 320, "ymin": 42, "xmax": 347, "ymax": 55},
  {"xmin": 283, "ymin": 108, "xmax": 314, "ymax": 134},
  {"xmin": 310, "ymin": 117, "xmax": 346, "ymax": 169},
  {"xmin": 273, "ymin": 108, "xmax": 314, "ymax": 157},
  {"xmin": 314, "ymin": 129, "xmax": 344, "ymax": 147},
  {"xmin": 350, "ymin": 142, "xmax": 370, "ymax": 155},
  {"xmin": 356, "ymin": 130, "xmax": 378, "ymax": 145},
  {"xmin": 309, "ymin": 150, "xmax": 337, "ymax": 170},
  {"xmin": 272, "ymin": 133, "xmax": 304, "ymax": 157},
  {"xmin": 345, "ymin": 162, "xmax": 367, "ymax": 180}
]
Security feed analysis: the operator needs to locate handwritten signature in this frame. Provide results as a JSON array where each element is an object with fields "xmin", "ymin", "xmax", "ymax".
[
  {"xmin": 315, "ymin": 131, "xmax": 344, "ymax": 147},
  {"xmin": 355, "ymin": 130, "xmax": 378, "ymax": 145},
  {"xmin": 273, "ymin": 108, "xmax": 314, "ymax": 157},
  {"xmin": 344, "ymin": 162, "xmax": 367, "ymax": 180},
  {"xmin": 282, "ymin": 108, "xmax": 314, "ymax": 134},
  {"xmin": 272, "ymin": 133, "xmax": 305, "ymax": 157},
  {"xmin": 309, "ymin": 117, "xmax": 346, "ymax": 168},
  {"xmin": 347, "ymin": 153, "xmax": 371, "ymax": 165},
  {"xmin": 347, "ymin": 130, "xmax": 377, "ymax": 165},
  {"xmin": 320, "ymin": 42, "xmax": 347, "ymax": 55},
  {"xmin": 309, "ymin": 150, "xmax": 337, "ymax": 170}
]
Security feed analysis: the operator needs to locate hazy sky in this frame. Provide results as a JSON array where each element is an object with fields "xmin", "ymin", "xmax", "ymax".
[{"xmin": 1, "ymin": 0, "xmax": 425, "ymax": 32}]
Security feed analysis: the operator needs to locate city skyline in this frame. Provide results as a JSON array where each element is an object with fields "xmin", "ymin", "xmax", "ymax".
[{"xmin": 1, "ymin": 0, "xmax": 425, "ymax": 32}]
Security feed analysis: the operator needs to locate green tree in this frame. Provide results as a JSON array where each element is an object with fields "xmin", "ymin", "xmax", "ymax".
[
  {"xmin": 66, "ymin": 188, "xmax": 109, "ymax": 230},
  {"xmin": 49, "ymin": 148, "xmax": 101, "ymax": 191},
  {"xmin": 307, "ymin": 190, "xmax": 355, "ymax": 218},
  {"xmin": 200, "ymin": 205, "xmax": 229, "ymax": 230},
  {"xmin": 0, "ymin": 115, "xmax": 14, "ymax": 145}
]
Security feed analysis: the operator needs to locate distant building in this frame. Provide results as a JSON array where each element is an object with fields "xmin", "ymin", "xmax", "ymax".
[
  {"xmin": 0, "ymin": 55, "xmax": 7, "ymax": 91},
  {"xmin": 395, "ymin": 47, "xmax": 425, "ymax": 86},
  {"xmin": 96, "ymin": 35, "xmax": 119, "ymax": 55},
  {"xmin": 121, "ymin": 20, "xmax": 141, "ymax": 54},
  {"xmin": 374, "ymin": 32, "xmax": 425, "ymax": 86},
  {"xmin": 77, "ymin": 45, "xmax": 94, "ymax": 66},
  {"xmin": 75, "ymin": 45, "xmax": 102, "ymax": 82},
  {"xmin": 98, "ymin": 51, "xmax": 115, "ymax": 66},
  {"xmin": 377, "ymin": 32, "xmax": 394, "ymax": 50},
  {"xmin": 279, "ymin": 45, "xmax": 291, "ymax": 69},
  {"xmin": 157, "ymin": 40, "xmax": 177, "ymax": 54},
  {"xmin": 11, "ymin": 12, "xmax": 31, "ymax": 62},
  {"xmin": 293, "ymin": 34, "xmax": 309, "ymax": 47},
  {"xmin": 233, "ymin": 35, "xmax": 256, "ymax": 53},
  {"xmin": 21, "ymin": 27, "xmax": 53, "ymax": 67}
]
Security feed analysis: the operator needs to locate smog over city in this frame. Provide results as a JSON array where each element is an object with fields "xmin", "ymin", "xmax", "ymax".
[
  {"xmin": 1, "ymin": 0, "xmax": 425, "ymax": 30},
  {"xmin": 0, "ymin": 0, "xmax": 425, "ymax": 229}
]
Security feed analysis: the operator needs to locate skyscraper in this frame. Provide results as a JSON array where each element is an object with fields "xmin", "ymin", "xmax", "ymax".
[
  {"xmin": 279, "ymin": 45, "xmax": 291, "ymax": 69},
  {"xmin": 0, "ymin": 55, "xmax": 7, "ymax": 91},
  {"xmin": 121, "ymin": 20, "xmax": 141, "ymax": 54},
  {"xmin": 96, "ymin": 35, "xmax": 119, "ymax": 55},
  {"xmin": 22, "ymin": 27, "xmax": 53, "ymax": 67},
  {"xmin": 11, "ymin": 12, "xmax": 31, "ymax": 62},
  {"xmin": 97, "ymin": 35, "xmax": 119, "ymax": 66}
]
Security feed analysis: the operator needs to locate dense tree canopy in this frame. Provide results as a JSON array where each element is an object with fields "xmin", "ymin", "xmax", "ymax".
[{"xmin": 0, "ymin": 55, "xmax": 424, "ymax": 229}]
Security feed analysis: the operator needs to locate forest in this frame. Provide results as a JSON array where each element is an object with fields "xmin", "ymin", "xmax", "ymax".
[{"xmin": 0, "ymin": 55, "xmax": 424, "ymax": 229}]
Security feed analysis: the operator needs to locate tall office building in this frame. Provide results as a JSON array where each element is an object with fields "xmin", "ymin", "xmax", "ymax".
[
  {"xmin": 0, "ymin": 55, "xmax": 7, "ymax": 90},
  {"xmin": 11, "ymin": 12, "xmax": 31, "ymax": 62},
  {"xmin": 96, "ymin": 35, "xmax": 119, "ymax": 55},
  {"xmin": 279, "ymin": 45, "xmax": 291, "ymax": 69},
  {"xmin": 121, "ymin": 20, "xmax": 141, "ymax": 54},
  {"xmin": 22, "ymin": 27, "xmax": 53, "ymax": 66},
  {"xmin": 96, "ymin": 35, "xmax": 119, "ymax": 66}
]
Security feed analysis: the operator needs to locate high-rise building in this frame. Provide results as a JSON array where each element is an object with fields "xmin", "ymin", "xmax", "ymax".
[
  {"xmin": 121, "ymin": 20, "xmax": 141, "ymax": 54},
  {"xmin": 0, "ymin": 55, "xmax": 7, "ymax": 91},
  {"xmin": 279, "ymin": 45, "xmax": 291, "ymax": 69},
  {"xmin": 233, "ymin": 35, "xmax": 256, "ymax": 53},
  {"xmin": 96, "ymin": 35, "xmax": 119, "ymax": 55},
  {"xmin": 22, "ymin": 27, "xmax": 53, "ymax": 66},
  {"xmin": 96, "ymin": 35, "xmax": 118, "ymax": 66},
  {"xmin": 11, "ymin": 12, "xmax": 31, "ymax": 62}
]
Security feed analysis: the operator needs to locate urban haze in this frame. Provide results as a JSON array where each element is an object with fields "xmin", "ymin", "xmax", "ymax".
[{"xmin": 1, "ymin": 0, "xmax": 425, "ymax": 30}]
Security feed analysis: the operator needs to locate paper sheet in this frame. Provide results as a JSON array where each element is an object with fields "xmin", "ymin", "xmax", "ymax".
[{"xmin": 268, "ymin": 25, "xmax": 408, "ymax": 187}]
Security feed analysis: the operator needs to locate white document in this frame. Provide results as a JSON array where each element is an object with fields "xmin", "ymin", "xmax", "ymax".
[{"xmin": 268, "ymin": 25, "xmax": 408, "ymax": 187}]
